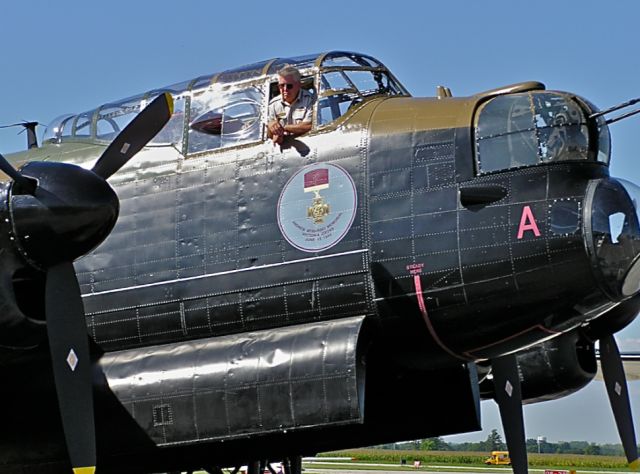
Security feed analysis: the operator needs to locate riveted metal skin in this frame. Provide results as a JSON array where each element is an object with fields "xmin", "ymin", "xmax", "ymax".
[
  {"xmin": 0, "ymin": 51, "xmax": 636, "ymax": 473},
  {"xmin": 102, "ymin": 316, "xmax": 371, "ymax": 446}
]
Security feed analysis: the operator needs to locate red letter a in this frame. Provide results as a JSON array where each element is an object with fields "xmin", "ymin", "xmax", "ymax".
[{"xmin": 517, "ymin": 205, "xmax": 541, "ymax": 239}]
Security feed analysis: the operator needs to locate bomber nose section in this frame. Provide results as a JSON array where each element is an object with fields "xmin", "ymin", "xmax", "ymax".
[{"xmin": 586, "ymin": 178, "xmax": 640, "ymax": 299}]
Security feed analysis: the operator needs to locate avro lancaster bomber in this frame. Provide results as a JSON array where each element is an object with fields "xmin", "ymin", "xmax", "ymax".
[{"xmin": 0, "ymin": 51, "xmax": 638, "ymax": 474}]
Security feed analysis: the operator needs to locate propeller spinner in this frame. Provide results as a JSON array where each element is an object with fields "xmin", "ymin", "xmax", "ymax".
[{"xmin": 0, "ymin": 92, "xmax": 173, "ymax": 474}]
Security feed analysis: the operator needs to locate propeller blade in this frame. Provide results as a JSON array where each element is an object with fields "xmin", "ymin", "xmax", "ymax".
[
  {"xmin": 0, "ymin": 152, "xmax": 36, "ymax": 194},
  {"xmin": 91, "ymin": 92, "xmax": 173, "ymax": 180},
  {"xmin": 45, "ymin": 262, "xmax": 96, "ymax": 474},
  {"xmin": 492, "ymin": 354, "xmax": 528, "ymax": 474},
  {"xmin": 600, "ymin": 334, "xmax": 639, "ymax": 468}
]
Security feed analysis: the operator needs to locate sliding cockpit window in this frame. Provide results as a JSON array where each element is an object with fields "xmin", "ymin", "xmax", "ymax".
[{"xmin": 317, "ymin": 69, "xmax": 404, "ymax": 126}]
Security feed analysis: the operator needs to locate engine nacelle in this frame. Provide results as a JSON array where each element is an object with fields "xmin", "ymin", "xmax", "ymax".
[{"xmin": 480, "ymin": 331, "xmax": 596, "ymax": 404}]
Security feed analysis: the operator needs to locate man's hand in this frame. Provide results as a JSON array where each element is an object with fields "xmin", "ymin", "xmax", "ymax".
[
  {"xmin": 268, "ymin": 119, "xmax": 285, "ymax": 145},
  {"xmin": 268, "ymin": 119, "xmax": 284, "ymax": 137}
]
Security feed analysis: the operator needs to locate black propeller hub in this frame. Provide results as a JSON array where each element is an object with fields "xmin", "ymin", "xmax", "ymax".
[{"xmin": 6, "ymin": 161, "xmax": 119, "ymax": 269}]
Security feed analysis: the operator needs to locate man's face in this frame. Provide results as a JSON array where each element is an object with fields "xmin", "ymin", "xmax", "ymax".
[{"xmin": 278, "ymin": 74, "xmax": 301, "ymax": 104}]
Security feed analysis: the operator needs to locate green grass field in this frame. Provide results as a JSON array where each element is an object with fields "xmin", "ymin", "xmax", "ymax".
[{"xmin": 318, "ymin": 449, "xmax": 635, "ymax": 471}]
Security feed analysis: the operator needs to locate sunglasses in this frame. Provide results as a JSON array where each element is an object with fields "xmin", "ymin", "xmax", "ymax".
[{"xmin": 278, "ymin": 83, "xmax": 295, "ymax": 90}]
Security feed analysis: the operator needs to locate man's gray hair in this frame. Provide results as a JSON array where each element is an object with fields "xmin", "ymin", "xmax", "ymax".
[{"xmin": 277, "ymin": 64, "xmax": 301, "ymax": 82}]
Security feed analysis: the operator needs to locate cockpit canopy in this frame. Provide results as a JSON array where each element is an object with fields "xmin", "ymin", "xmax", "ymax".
[
  {"xmin": 316, "ymin": 53, "xmax": 406, "ymax": 125},
  {"xmin": 42, "ymin": 51, "xmax": 409, "ymax": 154}
]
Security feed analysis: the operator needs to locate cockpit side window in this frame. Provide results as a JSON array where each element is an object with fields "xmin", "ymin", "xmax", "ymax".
[
  {"xmin": 187, "ymin": 83, "xmax": 264, "ymax": 155},
  {"xmin": 149, "ymin": 96, "xmax": 186, "ymax": 147},
  {"xmin": 475, "ymin": 92, "xmax": 591, "ymax": 174},
  {"xmin": 59, "ymin": 116, "xmax": 76, "ymax": 139},
  {"xmin": 96, "ymin": 94, "xmax": 186, "ymax": 149},
  {"xmin": 74, "ymin": 112, "xmax": 92, "ymax": 138},
  {"xmin": 96, "ymin": 98, "xmax": 142, "ymax": 141},
  {"xmin": 317, "ymin": 69, "xmax": 404, "ymax": 126},
  {"xmin": 267, "ymin": 75, "xmax": 316, "ymax": 105},
  {"xmin": 43, "ymin": 114, "xmax": 74, "ymax": 144}
]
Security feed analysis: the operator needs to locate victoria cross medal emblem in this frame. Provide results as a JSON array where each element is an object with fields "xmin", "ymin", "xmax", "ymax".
[{"xmin": 277, "ymin": 163, "xmax": 357, "ymax": 252}]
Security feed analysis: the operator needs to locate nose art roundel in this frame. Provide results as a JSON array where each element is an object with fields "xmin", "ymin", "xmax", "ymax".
[{"xmin": 277, "ymin": 163, "xmax": 357, "ymax": 252}]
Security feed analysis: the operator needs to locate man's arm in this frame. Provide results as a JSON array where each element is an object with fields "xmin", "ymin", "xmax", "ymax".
[
  {"xmin": 267, "ymin": 101, "xmax": 285, "ymax": 143},
  {"xmin": 282, "ymin": 92, "xmax": 313, "ymax": 138},
  {"xmin": 283, "ymin": 121, "xmax": 312, "ymax": 137}
]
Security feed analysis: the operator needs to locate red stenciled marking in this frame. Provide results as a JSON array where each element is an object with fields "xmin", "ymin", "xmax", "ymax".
[
  {"xmin": 406, "ymin": 263, "xmax": 427, "ymax": 313},
  {"xmin": 517, "ymin": 205, "xmax": 541, "ymax": 239},
  {"xmin": 413, "ymin": 274, "xmax": 428, "ymax": 316},
  {"xmin": 406, "ymin": 262, "xmax": 424, "ymax": 275},
  {"xmin": 407, "ymin": 264, "xmax": 467, "ymax": 361},
  {"xmin": 303, "ymin": 169, "xmax": 329, "ymax": 189}
]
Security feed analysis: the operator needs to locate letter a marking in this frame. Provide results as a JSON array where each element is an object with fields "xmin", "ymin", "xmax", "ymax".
[{"xmin": 517, "ymin": 205, "xmax": 541, "ymax": 239}]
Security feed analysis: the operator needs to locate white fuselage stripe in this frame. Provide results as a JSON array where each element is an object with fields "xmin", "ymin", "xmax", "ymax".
[{"xmin": 82, "ymin": 248, "xmax": 368, "ymax": 298}]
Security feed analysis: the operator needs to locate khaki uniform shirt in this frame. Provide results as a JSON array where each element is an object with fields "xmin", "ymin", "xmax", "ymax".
[{"xmin": 268, "ymin": 89, "xmax": 314, "ymax": 125}]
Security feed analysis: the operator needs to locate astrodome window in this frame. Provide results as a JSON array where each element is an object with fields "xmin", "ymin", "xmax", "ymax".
[{"xmin": 475, "ymin": 92, "xmax": 591, "ymax": 173}]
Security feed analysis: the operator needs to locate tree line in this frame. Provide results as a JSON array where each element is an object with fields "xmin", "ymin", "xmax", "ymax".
[{"xmin": 373, "ymin": 429, "xmax": 638, "ymax": 456}]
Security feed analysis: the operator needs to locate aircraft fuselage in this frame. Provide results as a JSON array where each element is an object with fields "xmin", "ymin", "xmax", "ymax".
[{"xmin": 0, "ymin": 51, "xmax": 637, "ymax": 473}]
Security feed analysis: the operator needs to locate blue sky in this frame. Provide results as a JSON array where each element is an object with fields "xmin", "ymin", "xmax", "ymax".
[{"xmin": 0, "ymin": 0, "xmax": 638, "ymax": 444}]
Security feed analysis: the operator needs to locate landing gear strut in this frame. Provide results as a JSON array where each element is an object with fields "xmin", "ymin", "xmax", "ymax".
[
  {"xmin": 283, "ymin": 455, "xmax": 302, "ymax": 474},
  {"xmin": 242, "ymin": 455, "xmax": 302, "ymax": 474},
  {"xmin": 247, "ymin": 460, "xmax": 262, "ymax": 474}
]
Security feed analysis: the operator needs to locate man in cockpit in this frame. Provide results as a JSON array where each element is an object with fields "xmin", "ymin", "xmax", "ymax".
[{"xmin": 267, "ymin": 65, "xmax": 314, "ymax": 145}]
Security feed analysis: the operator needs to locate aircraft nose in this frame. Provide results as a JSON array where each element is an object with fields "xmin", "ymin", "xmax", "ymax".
[{"xmin": 586, "ymin": 177, "xmax": 640, "ymax": 299}]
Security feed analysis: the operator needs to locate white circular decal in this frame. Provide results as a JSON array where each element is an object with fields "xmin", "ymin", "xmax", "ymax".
[{"xmin": 277, "ymin": 163, "xmax": 357, "ymax": 252}]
